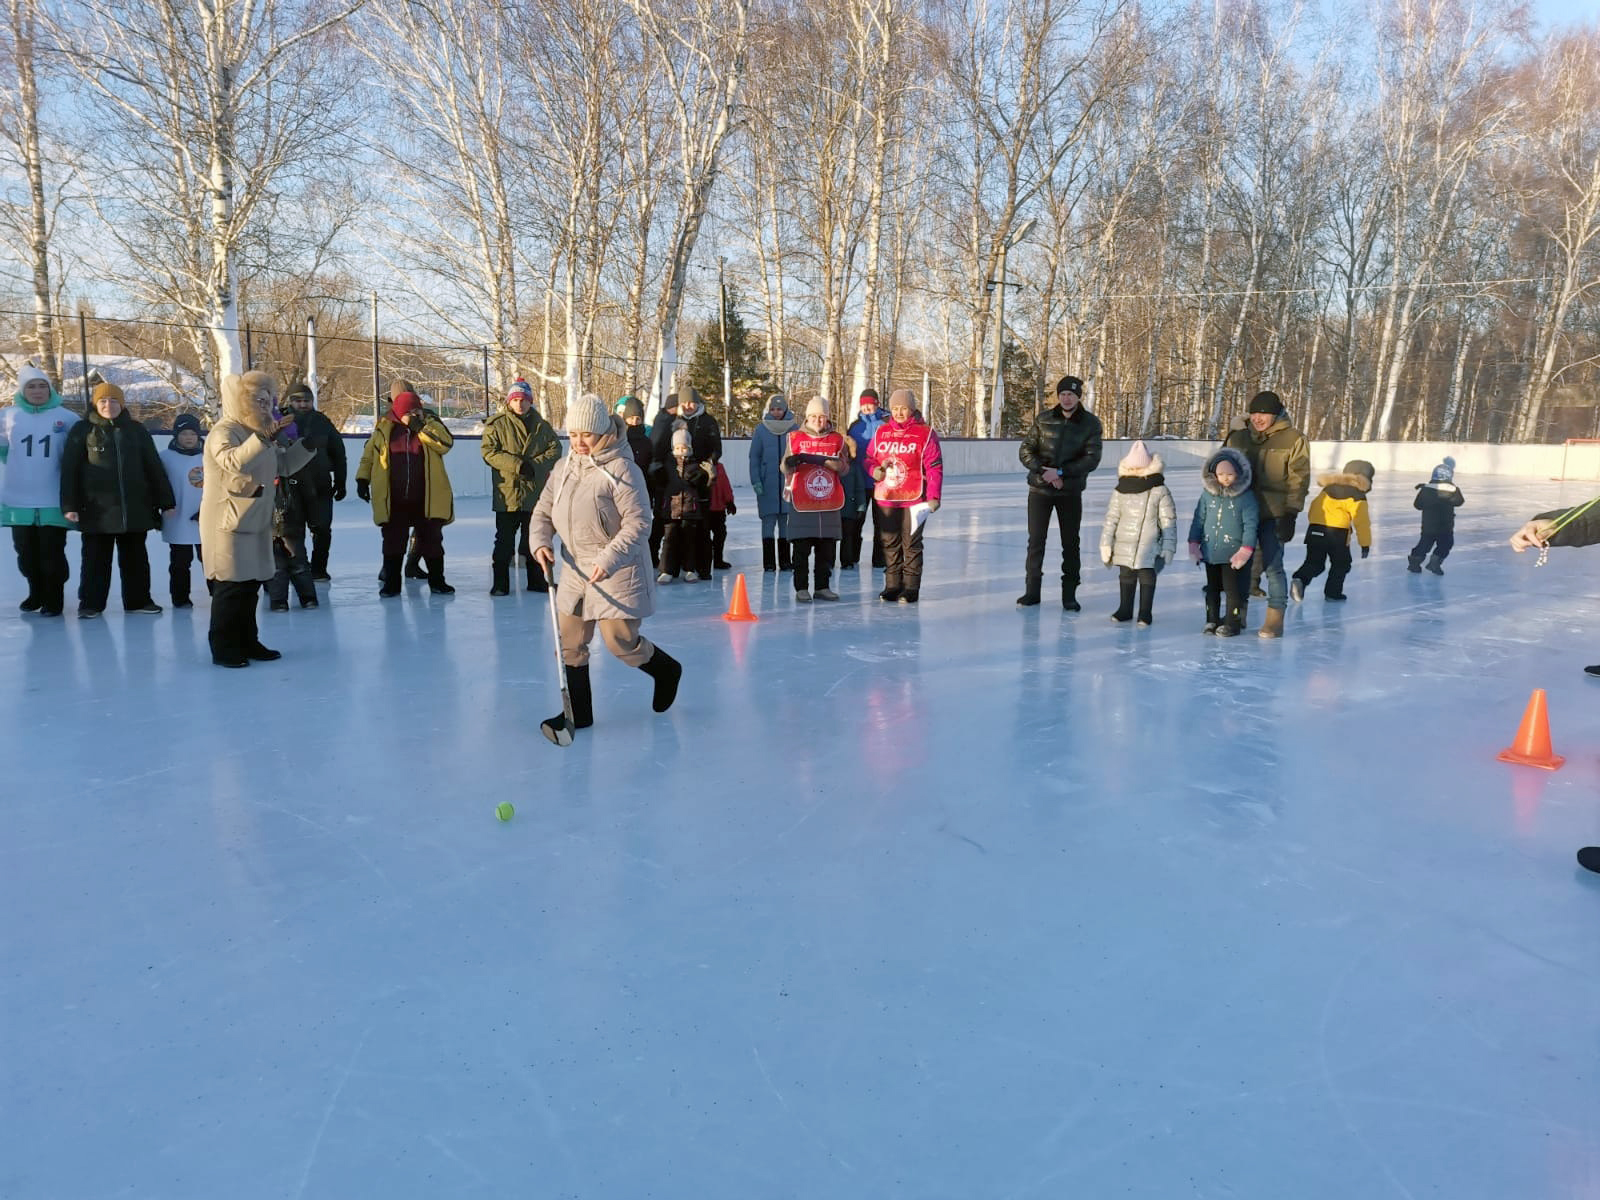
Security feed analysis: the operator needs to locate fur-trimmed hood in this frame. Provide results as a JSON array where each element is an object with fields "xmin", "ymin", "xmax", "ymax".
[
  {"xmin": 1201, "ymin": 447, "xmax": 1253, "ymax": 497},
  {"xmin": 1316, "ymin": 470, "xmax": 1371, "ymax": 500},
  {"xmin": 220, "ymin": 371, "xmax": 274, "ymax": 437}
]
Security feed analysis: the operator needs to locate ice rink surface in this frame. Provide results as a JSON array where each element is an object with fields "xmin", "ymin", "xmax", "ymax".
[{"xmin": 3, "ymin": 469, "xmax": 1598, "ymax": 1199}]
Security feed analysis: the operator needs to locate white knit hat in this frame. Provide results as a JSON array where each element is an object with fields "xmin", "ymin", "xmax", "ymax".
[
  {"xmin": 1119, "ymin": 440, "xmax": 1153, "ymax": 471},
  {"xmin": 15, "ymin": 365, "xmax": 49, "ymax": 393},
  {"xmin": 565, "ymin": 392, "xmax": 611, "ymax": 435},
  {"xmin": 671, "ymin": 427, "xmax": 691, "ymax": 451},
  {"xmin": 805, "ymin": 397, "xmax": 828, "ymax": 419}
]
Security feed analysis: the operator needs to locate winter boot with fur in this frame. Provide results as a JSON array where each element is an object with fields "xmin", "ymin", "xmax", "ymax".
[
  {"xmin": 541, "ymin": 664, "xmax": 594, "ymax": 746},
  {"xmin": 380, "ymin": 555, "xmax": 404, "ymax": 598},
  {"xmin": 1111, "ymin": 578, "xmax": 1136, "ymax": 623},
  {"xmin": 1406, "ymin": 551, "xmax": 1424, "ymax": 573},
  {"xmin": 639, "ymin": 647, "xmax": 682, "ymax": 713},
  {"xmin": 1258, "ymin": 608, "xmax": 1285, "ymax": 639},
  {"xmin": 1426, "ymin": 553, "xmax": 1445, "ymax": 576},
  {"xmin": 426, "ymin": 556, "xmax": 456, "ymax": 595}
]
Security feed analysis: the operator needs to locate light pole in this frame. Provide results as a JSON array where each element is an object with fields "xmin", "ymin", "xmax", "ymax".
[
  {"xmin": 718, "ymin": 256, "xmax": 732, "ymax": 428},
  {"xmin": 987, "ymin": 216, "xmax": 1035, "ymax": 438}
]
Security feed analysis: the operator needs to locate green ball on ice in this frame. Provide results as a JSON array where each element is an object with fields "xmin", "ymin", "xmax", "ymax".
[{"xmin": 495, "ymin": 802, "xmax": 515, "ymax": 822}]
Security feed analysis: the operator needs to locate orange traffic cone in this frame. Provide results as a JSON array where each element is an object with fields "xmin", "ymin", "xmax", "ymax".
[
  {"xmin": 1497, "ymin": 688, "xmax": 1565, "ymax": 770},
  {"xmin": 722, "ymin": 572, "xmax": 759, "ymax": 622}
]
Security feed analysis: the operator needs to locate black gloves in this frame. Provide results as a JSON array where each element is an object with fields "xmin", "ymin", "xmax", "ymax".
[
  {"xmin": 725, "ymin": 501, "xmax": 737, "ymax": 516},
  {"xmin": 333, "ymin": 483, "xmax": 347, "ymax": 502},
  {"xmin": 356, "ymin": 479, "xmax": 371, "ymax": 502},
  {"xmin": 1360, "ymin": 545, "xmax": 1370, "ymax": 559},
  {"xmin": 1276, "ymin": 515, "xmax": 1296, "ymax": 541}
]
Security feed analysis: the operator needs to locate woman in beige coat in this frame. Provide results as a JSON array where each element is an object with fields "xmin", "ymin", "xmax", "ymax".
[
  {"xmin": 201, "ymin": 371, "xmax": 313, "ymax": 668},
  {"xmin": 530, "ymin": 393, "xmax": 682, "ymax": 744}
]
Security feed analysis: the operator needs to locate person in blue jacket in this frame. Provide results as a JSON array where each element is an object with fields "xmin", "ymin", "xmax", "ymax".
[
  {"xmin": 846, "ymin": 389, "xmax": 888, "ymax": 567},
  {"xmin": 748, "ymin": 392, "xmax": 796, "ymax": 572},
  {"xmin": 1187, "ymin": 447, "xmax": 1258, "ymax": 637}
]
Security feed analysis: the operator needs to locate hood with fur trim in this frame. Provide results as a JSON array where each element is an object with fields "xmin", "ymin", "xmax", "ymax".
[
  {"xmin": 1201, "ymin": 447, "xmax": 1253, "ymax": 497},
  {"xmin": 1315, "ymin": 469, "xmax": 1372, "ymax": 500},
  {"xmin": 220, "ymin": 372, "xmax": 273, "ymax": 436}
]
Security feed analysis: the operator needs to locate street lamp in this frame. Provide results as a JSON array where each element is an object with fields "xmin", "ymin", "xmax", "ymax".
[{"xmin": 987, "ymin": 216, "xmax": 1035, "ymax": 438}]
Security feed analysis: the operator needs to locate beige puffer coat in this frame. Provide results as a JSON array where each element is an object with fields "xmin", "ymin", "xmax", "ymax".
[
  {"xmin": 200, "ymin": 374, "xmax": 313, "ymax": 582},
  {"xmin": 529, "ymin": 431, "xmax": 654, "ymax": 621}
]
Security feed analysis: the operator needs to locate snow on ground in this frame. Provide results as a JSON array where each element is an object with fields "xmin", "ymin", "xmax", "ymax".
[{"xmin": 2, "ymin": 471, "xmax": 1598, "ymax": 1199}]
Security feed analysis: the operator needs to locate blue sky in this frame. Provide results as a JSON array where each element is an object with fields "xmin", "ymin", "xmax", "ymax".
[{"xmin": 1535, "ymin": 0, "xmax": 1598, "ymax": 30}]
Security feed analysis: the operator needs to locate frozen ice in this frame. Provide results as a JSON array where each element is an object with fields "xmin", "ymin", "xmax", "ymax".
[{"xmin": 2, "ymin": 470, "xmax": 1598, "ymax": 1199}]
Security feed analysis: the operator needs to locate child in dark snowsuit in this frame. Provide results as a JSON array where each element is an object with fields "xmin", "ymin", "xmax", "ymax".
[
  {"xmin": 656, "ymin": 427, "xmax": 714, "ymax": 582},
  {"xmin": 1290, "ymin": 459, "xmax": 1374, "ymax": 602},
  {"xmin": 1409, "ymin": 458, "xmax": 1464, "ymax": 575}
]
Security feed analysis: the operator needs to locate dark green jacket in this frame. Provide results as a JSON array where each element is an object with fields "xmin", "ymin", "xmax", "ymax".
[
  {"xmin": 481, "ymin": 407, "xmax": 561, "ymax": 512},
  {"xmin": 1538, "ymin": 500, "xmax": 1600, "ymax": 548},
  {"xmin": 1223, "ymin": 417, "xmax": 1310, "ymax": 518},
  {"xmin": 1019, "ymin": 404, "xmax": 1104, "ymax": 495},
  {"xmin": 60, "ymin": 409, "xmax": 175, "ymax": 534}
]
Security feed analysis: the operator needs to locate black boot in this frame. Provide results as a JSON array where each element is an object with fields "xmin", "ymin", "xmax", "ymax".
[
  {"xmin": 762, "ymin": 538, "xmax": 777, "ymax": 573},
  {"xmin": 1111, "ymin": 578, "xmax": 1136, "ymax": 622},
  {"xmin": 639, "ymin": 647, "xmax": 682, "ymax": 713},
  {"xmin": 777, "ymin": 539, "xmax": 792, "ymax": 571},
  {"xmin": 1426, "ymin": 554, "xmax": 1445, "ymax": 576},
  {"xmin": 491, "ymin": 562, "xmax": 511, "ymax": 596},
  {"xmin": 1406, "ymin": 552, "xmax": 1424, "ymax": 573},
  {"xmin": 525, "ymin": 556, "xmax": 549, "ymax": 593},
  {"xmin": 427, "ymin": 556, "xmax": 455, "ymax": 595},
  {"xmin": 1204, "ymin": 591, "xmax": 1221, "ymax": 634},
  {"xmin": 541, "ymin": 663, "xmax": 594, "ymax": 745},
  {"xmin": 1017, "ymin": 575, "xmax": 1042, "ymax": 607},
  {"xmin": 380, "ymin": 555, "xmax": 403, "ymax": 598},
  {"xmin": 1062, "ymin": 581, "xmax": 1081, "ymax": 613},
  {"xmin": 404, "ymin": 538, "xmax": 428, "ymax": 580}
]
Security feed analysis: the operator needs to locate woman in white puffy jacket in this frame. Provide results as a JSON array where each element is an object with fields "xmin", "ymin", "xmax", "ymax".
[{"xmin": 1099, "ymin": 440, "xmax": 1178, "ymax": 626}]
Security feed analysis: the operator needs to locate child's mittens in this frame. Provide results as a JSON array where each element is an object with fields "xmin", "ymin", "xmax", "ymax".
[
  {"xmin": 1360, "ymin": 545, "xmax": 1370, "ymax": 559},
  {"xmin": 1228, "ymin": 547, "xmax": 1253, "ymax": 570},
  {"xmin": 1188, "ymin": 541, "xmax": 1203, "ymax": 564}
]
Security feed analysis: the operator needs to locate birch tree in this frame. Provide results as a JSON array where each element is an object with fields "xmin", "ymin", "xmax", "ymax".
[
  {"xmin": 51, "ymin": 0, "xmax": 367, "ymax": 396},
  {"xmin": 0, "ymin": 0, "xmax": 59, "ymax": 380}
]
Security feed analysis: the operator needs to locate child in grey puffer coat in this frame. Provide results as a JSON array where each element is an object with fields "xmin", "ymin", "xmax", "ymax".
[{"xmin": 1099, "ymin": 440, "xmax": 1178, "ymax": 626}]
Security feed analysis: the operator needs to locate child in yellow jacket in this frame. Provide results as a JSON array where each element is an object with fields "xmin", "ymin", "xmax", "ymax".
[{"xmin": 1290, "ymin": 459, "xmax": 1374, "ymax": 602}]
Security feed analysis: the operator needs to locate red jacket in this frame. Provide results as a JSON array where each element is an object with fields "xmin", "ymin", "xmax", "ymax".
[{"xmin": 864, "ymin": 418, "xmax": 942, "ymax": 508}]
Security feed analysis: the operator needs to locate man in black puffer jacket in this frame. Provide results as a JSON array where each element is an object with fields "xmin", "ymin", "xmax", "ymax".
[{"xmin": 1017, "ymin": 374, "xmax": 1103, "ymax": 610}]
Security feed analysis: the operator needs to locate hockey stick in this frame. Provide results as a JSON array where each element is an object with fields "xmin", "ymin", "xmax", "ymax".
[{"xmin": 544, "ymin": 550, "xmax": 575, "ymax": 746}]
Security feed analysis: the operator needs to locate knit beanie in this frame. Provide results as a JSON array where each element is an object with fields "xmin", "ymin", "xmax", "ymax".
[
  {"xmin": 660, "ymin": 393, "xmax": 681, "ymax": 413},
  {"xmin": 1119, "ymin": 440, "xmax": 1153, "ymax": 472},
  {"xmin": 859, "ymin": 388, "xmax": 879, "ymax": 406},
  {"xmin": 507, "ymin": 378, "xmax": 534, "ymax": 404},
  {"xmin": 1342, "ymin": 459, "xmax": 1375, "ymax": 490},
  {"xmin": 767, "ymin": 392, "xmax": 788, "ymax": 415},
  {"xmin": 1056, "ymin": 375, "xmax": 1083, "ymax": 397},
  {"xmin": 390, "ymin": 391, "xmax": 423, "ymax": 420},
  {"xmin": 622, "ymin": 397, "xmax": 645, "ymax": 422},
  {"xmin": 805, "ymin": 397, "xmax": 828, "ymax": 420},
  {"xmin": 1431, "ymin": 456, "xmax": 1456, "ymax": 483},
  {"xmin": 389, "ymin": 378, "xmax": 415, "ymax": 401},
  {"xmin": 16, "ymin": 365, "xmax": 49, "ymax": 394},
  {"xmin": 671, "ymin": 427, "xmax": 691, "ymax": 452},
  {"xmin": 173, "ymin": 413, "xmax": 203, "ymax": 437},
  {"xmin": 91, "ymin": 381, "xmax": 124, "ymax": 405},
  {"xmin": 1248, "ymin": 390, "xmax": 1284, "ymax": 415},
  {"xmin": 565, "ymin": 392, "xmax": 611, "ymax": 435}
]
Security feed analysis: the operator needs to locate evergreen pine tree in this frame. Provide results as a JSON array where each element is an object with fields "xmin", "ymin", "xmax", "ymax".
[{"xmin": 684, "ymin": 285, "xmax": 772, "ymax": 435}]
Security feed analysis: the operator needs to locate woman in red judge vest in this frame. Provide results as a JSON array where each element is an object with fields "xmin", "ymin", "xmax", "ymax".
[
  {"xmin": 781, "ymin": 397, "xmax": 848, "ymax": 603},
  {"xmin": 864, "ymin": 388, "xmax": 942, "ymax": 604}
]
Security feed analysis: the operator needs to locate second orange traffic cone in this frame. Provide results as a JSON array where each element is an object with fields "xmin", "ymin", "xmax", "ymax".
[
  {"xmin": 722, "ymin": 572, "xmax": 759, "ymax": 622},
  {"xmin": 1497, "ymin": 688, "xmax": 1565, "ymax": 770}
]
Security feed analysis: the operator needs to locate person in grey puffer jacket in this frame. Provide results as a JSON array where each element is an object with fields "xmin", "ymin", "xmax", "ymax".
[
  {"xmin": 1099, "ymin": 440, "xmax": 1177, "ymax": 626},
  {"xmin": 1187, "ymin": 447, "xmax": 1258, "ymax": 636}
]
